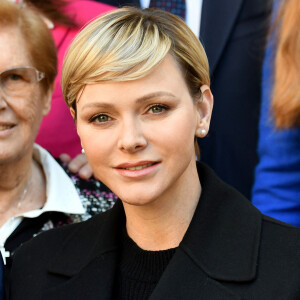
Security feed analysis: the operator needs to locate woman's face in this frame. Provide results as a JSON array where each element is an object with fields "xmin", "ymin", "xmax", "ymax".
[
  {"xmin": 0, "ymin": 26, "xmax": 51, "ymax": 164},
  {"xmin": 75, "ymin": 55, "xmax": 212, "ymax": 205}
]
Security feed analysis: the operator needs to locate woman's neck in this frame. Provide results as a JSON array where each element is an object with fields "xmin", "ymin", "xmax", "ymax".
[
  {"xmin": 123, "ymin": 162, "xmax": 201, "ymax": 251},
  {"xmin": 0, "ymin": 152, "xmax": 32, "ymax": 191},
  {"xmin": 0, "ymin": 151, "xmax": 46, "ymax": 225}
]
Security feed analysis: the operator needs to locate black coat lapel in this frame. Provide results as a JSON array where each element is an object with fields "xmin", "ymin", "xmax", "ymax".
[
  {"xmin": 44, "ymin": 201, "xmax": 125, "ymax": 300},
  {"xmin": 201, "ymin": 0, "xmax": 244, "ymax": 73},
  {"xmin": 150, "ymin": 248, "xmax": 241, "ymax": 300},
  {"xmin": 152, "ymin": 162, "xmax": 261, "ymax": 299},
  {"xmin": 181, "ymin": 163, "xmax": 262, "ymax": 281},
  {"xmin": 42, "ymin": 253, "xmax": 118, "ymax": 300}
]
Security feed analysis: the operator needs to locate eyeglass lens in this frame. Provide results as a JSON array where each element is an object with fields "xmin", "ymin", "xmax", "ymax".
[{"xmin": 0, "ymin": 67, "xmax": 43, "ymax": 97}]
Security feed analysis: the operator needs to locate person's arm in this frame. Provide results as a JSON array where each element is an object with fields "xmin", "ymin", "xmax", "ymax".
[{"xmin": 251, "ymin": 52, "xmax": 300, "ymax": 226}]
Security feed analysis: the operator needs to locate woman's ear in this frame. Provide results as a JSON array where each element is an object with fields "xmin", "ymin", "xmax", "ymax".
[
  {"xmin": 41, "ymin": 83, "xmax": 55, "ymax": 116},
  {"xmin": 195, "ymin": 84, "xmax": 214, "ymax": 138},
  {"xmin": 70, "ymin": 107, "xmax": 76, "ymax": 120}
]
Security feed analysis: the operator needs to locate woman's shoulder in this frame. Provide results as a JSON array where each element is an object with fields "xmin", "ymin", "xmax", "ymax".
[
  {"xmin": 11, "ymin": 209, "xmax": 111, "ymax": 273},
  {"xmin": 261, "ymin": 214, "xmax": 300, "ymax": 241},
  {"xmin": 8, "ymin": 212, "xmax": 110, "ymax": 299},
  {"xmin": 19, "ymin": 211, "xmax": 107, "ymax": 251},
  {"xmin": 259, "ymin": 214, "xmax": 300, "ymax": 266}
]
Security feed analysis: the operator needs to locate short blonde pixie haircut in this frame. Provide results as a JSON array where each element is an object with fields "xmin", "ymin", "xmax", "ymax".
[{"xmin": 62, "ymin": 7, "xmax": 210, "ymax": 111}]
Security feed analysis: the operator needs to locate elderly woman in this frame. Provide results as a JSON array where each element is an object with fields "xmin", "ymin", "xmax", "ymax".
[
  {"xmin": 19, "ymin": 0, "xmax": 114, "ymax": 158},
  {"xmin": 10, "ymin": 0, "xmax": 115, "ymax": 179},
  {"xmin": 10, "ymin": 7, "xmax": 300, "ymax": 300},
  {"xmin": 0, "ymin": 0, "xmax": 116, "ymax": 287}
]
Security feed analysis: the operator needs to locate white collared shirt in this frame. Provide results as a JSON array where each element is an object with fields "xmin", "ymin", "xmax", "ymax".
[
  {"xmin": 0, "ymin": 144, "xmax": 85, "ymax": 263},
  {"xmin": 140, "ymin": 0, "xmax": 202, "ymax": 37}
]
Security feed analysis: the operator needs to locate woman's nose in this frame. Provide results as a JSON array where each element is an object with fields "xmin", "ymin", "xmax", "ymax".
[
  {"xmin": 117, "ymin": 118, "xmax": 147, "ymax": 153},
  {"xmin": 0, "ymin": 92, "xmax": 8, "ymax": 110}
]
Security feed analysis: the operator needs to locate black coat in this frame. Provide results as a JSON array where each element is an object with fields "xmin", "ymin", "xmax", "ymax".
[
  {"xmin": 93, "ymin": 0, "xmax": 273, "ymax": 199},
  {"xmin": 9, "ymin": 163, "xmax": 300, "ymax": 299}
]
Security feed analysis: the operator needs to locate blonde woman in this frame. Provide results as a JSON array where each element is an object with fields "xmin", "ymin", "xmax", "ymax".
[
  {"xmin": 9, "ymin": 0, "xmax": 115, "ymax": 180},
  {"xmin": 10, "ymin": 7, "xmax": 300, "ymax": 300},
  {"xmin": 252, "ymin": 0, "xmax": 300, "ymax": 226}
]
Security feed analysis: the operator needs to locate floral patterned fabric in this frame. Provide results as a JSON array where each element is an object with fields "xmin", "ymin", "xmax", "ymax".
[{"xmin": 57, "ymin": 160, "xmax": 117, "ymax": 224}]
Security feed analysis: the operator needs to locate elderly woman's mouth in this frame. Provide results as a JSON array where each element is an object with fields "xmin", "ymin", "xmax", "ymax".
[{"xmin": 0, "ymin": 124, "xmax": 15, "ymax": 131}]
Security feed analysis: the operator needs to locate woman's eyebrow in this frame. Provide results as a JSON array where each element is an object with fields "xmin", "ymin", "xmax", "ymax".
[
  {"xmin": 81, "ymin": 102, "xmax": 114, "ymax": 111},
  {"xmin": 80, "ymin": 92, "xmax": 177, "ymax": 111},
  {"xmin": 135, "ymin": 92, "xmax": 176, "ymax": 104}
]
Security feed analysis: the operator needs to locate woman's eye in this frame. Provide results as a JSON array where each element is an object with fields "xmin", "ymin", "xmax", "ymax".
[
  {"xmin": 5, "ymin": 73, "xmax": 23, "ymax": 82},
  {"xmin": 148, "ymin": 105, "xmax": 167, "ymax": 114},
  {"xmin": 9, "ymin": 74, "xmax": 22, "ymax": 81},
  {"xmin": 90, "ymin": 114, "xmax": 111, "ymax": 123}
]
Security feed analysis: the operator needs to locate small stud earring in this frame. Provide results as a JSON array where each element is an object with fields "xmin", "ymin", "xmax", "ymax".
[
  {"xmin": 198, "ymin": 128, "xmax": 206, "ymax": 137},
  {"xmin": 81, "ymin": 148, "xmax": 85, "ymax": 154}
]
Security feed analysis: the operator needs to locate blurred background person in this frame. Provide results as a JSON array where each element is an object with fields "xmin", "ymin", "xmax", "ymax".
[
  {"xmin": 93, "ymin": 0, "xmax": 273, "ymax": 199},
  {"xmin": 13, "ymin": 0, "xmax": 115, "ymax": 179},
  {"xmin": 252, "ymin": 0, "xmax": 300, "ymax": 226},
  {"xmin": 0, "ymin": 1, "xmax": 116, "ymax": 292}
]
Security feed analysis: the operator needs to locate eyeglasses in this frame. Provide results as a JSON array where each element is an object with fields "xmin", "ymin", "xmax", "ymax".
[{"xmin": 0, "ymin": 66, "xmax": 45, "ymax": 97}]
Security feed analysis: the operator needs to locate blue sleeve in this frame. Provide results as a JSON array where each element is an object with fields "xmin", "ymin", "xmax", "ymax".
[{"xmin": 252, "ymin": 12, "xmax": 300, "ymax": 225}]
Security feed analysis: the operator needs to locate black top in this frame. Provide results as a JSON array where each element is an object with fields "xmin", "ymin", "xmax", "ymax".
[
  {"xmin": 113, "ymin": 228, "xmax": 176, "ymax": 300},
  {"xmin": 9, "ymin": 162, "xmax": 300, "ymax": 299}
]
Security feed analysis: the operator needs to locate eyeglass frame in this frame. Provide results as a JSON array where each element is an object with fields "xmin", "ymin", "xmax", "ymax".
[
  {"xmin": 0, "ymin": 66, "xmax": 46, "ymax": 95},
  {"xmin": 8, "ymin": 0, "xmax": 24, "ymax": 4},
  {"xmin": 0, "ymin": 66, "xmax": 45, "ymax": 81}
]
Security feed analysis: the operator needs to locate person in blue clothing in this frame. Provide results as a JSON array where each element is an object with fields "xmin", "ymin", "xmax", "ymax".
[{"xmin": 252, "ymin": 0, "xmax": 300, "ymax": 226}]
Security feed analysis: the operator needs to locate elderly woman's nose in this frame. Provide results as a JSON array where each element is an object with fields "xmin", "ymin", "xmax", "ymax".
[
  {"xmin": 117, "ymin": 118, "xmax": 147, "ymax": 153},
  {"xmin": 0, "ymin": 91, "xmax": 8, "ymax": 109}
]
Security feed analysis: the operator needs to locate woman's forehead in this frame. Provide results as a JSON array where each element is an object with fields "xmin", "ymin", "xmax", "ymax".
[
  {"xmin": 77, "ymin": 55, "xmax": 190, "ymax": 109},
  {"xmin": 0, "ymin": 26, "xmax": 31, "ymax": 70}
]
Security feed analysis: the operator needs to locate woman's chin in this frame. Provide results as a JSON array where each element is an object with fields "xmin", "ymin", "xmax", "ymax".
[
  {"xmin": 108, "ymin": 180, "xmax": 163, "ymax": 208},
  {"xmin": 118, "ymin": 190, "xmax": 161, "ymax": 207},
  {"xmin": 120, "ymin": 197, "xmax": 156, "ymax": 207}
]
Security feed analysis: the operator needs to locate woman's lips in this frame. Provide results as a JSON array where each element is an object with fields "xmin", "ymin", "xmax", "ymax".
[
  {"xmin": 115, "ymin": 161, "xmax": 160, "ymax": 178},
  {"xmin": 0, "ymin": 124, "xmax": 14, "ymax": 131},
  {"xmin": 0, "ymin": 123, "xmax": 15, "ymax": 136}
]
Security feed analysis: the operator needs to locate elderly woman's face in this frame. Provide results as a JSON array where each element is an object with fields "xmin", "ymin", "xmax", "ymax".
[
  {"xmin": 75, "ymin": 55, "xmax": 211, "ymax": 206},
  {"xmin": 0, "ymin": 26, "xmax": 51, "ymax": 163}
]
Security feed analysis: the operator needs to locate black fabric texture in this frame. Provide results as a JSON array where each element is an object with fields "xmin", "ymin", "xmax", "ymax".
[
  {"xmin": 8, "ymin": 162, "xmax": 300, "ymax": 299},
  {"xmin": 113, "ymin": 228, "xmax": 176, "ymax": 300}
]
